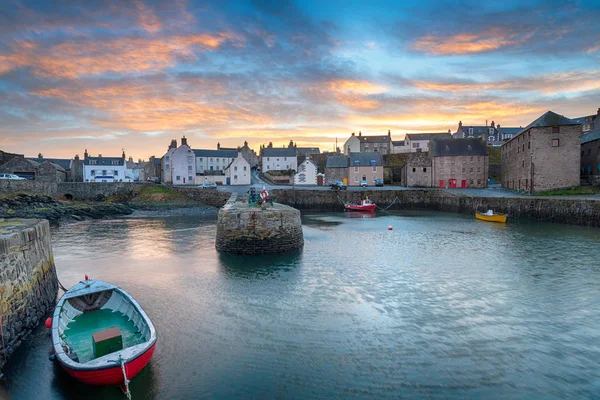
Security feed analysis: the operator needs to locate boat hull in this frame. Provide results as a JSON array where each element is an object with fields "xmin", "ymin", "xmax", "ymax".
[
  {"xmin": 345, "ymin": 204, "xmax": 377, "ymax": 211},
  {"xmin": 475, "ymin": 213, "xmax": 507, "ymax": 223},
  {"xmin": 60, "ymin": 343, "xmax": 156, "ymax": 386}
]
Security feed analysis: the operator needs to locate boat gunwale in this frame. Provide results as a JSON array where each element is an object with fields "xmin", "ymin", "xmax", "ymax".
[{"xmin": 52, "ymin": 280, "xmax": 157, "ymax": 372}]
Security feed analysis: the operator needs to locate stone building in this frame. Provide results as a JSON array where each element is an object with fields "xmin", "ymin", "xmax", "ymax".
[
  {"xmin": 0, "ymin": 156, "xmax": 70, "ymax": 182},
  {"xmin": 261, "ymin": 147, "xmax": 298, "ymax": 172},
  {"xmin": 27, "ymin": 156, "xmax": 80, "ymax": 182},
  {"xmin": 581, "ymin": 129, "xmax": 600, "ymax": 183},
  {"xmin": 501, "ymin": 111, "xmax": 581, "ymax": 193},
  {"xmin": 573, "ymin": 107, "xmax": 600, "ymax": 134},
  {"xmin": 169, "ymin": 137, "xmax": 195, "ymax": 185},
  {"xmin": 405, "ymin": 132, "xmax": 452, "ymax": 152},
  {"xmin": 400, "ymin": 152, "xmax": 432, "ymax": 187},
  {"xmin": 358, "ymin": 131, "xmax": 392, "ymax": 154},
  {"xmin": 348, "ymin": 152, "xmax": 383, "ymax": 186},
  {"xmin": 324, "ymin": 155, "xmax": 349, "ymax": 184},
  {"xmin": 0, "ymin": 150, "xmax": 23, "ymax": 166},
  {"xmin": 161, "ymin": 139, "xmax": 178, "ymax": 184},
  {"xmin": 431, "ymin": 138, "xmax": 489, "ymax": 188},
  {"xmin": 392, "ymin": 140, "xmax": 410, "ymax": 154},
  {"xmin": 239, "ymin": 141, "xmax": 259, "ymax": 168}
]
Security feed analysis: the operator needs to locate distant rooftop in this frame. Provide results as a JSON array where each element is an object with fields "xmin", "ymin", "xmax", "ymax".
[
  {"xmin": 262, "ymin": 147, "xmax": 297, "ymax": 157},
  {"xmin": 430, "ymin": 138, "xmax": 488, "ymax": 157}
]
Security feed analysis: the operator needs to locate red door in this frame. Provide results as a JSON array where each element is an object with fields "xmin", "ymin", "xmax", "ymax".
[
  {"xmin": 439, "ymin": 180, "xmax": 444, "ymax": 188},
  {"xmin": 461, "ymin": 180, "xmax": 467, "ymax": 188},
  {"xmin": 448, "ymin": 179, "xmax": 457, "ymax": 188}
]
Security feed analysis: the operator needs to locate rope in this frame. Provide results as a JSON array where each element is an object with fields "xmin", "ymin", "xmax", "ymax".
[
  {"xmin": 119, "ymin": 356, "xmax": 132, "ymax": 400},
  {"xmin": 376, "ymin": 197, "xmax": 399, "ymax": 211},
  {"xmin": 57, "ymin": 278, "xmax": 68, "ymax": 292},
  {"xmin": 336, "ymin": 195, "xmax": 346, "ymax": 206}
]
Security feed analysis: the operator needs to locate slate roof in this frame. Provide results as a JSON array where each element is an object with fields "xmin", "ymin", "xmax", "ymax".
[
  {"xmin": 193, "ymin": 149, "xmax": 238, "ymax": 158},
  {"xmin": 84, "ymin": 157, "xmax": 124, "ymax": 166},
  {"xmin": 581, "ymin": 128, "xmax": 600, "ymax": 145},
  {"xmin": 455, "ymin": 126, "xmax": 497, "ymax": 138},
  {"xmin": 392, "ymin": 140, "xmax": 405, "ymax": 146},
  {"xmin": 498, "ymin": 127, "xmax": 521, "ymax": 135},
  {"xmin": 358, "ymin": 135, "xmax": 390, "ymax": 143},
  {"xmin": 522, "ymin": 111, "xmax": 578, "ymax": 129},
  {"xmin": 349, "ymin": 152, "xmax": 383, "ymax": 166},
  {"xmin": 261, "ymin": 147, "xmax": 297, "ymax": 157},
  {"xmin": 430, "ymin": 139, "xmax": 488, "ymax": 157},
  {"xmin": 325, "ymin": 155, "xmax": 349, "ymax": 168},
  {"xmin": 27, "ymin": 157, "xmax": 72, "ymax": 171},
  {"xmin": 296, "ymin": 147, "xmax": 321, "ymax": 155},
  {"xmin": 133, "ymin": 162, "xmax": 148, "ymax": 170},
  {"xmin": 572, "ymin": 114, "xmax": 598, "ymax": 124},
  {"xmin": 406, "ymin": 133, "xmax": 452, "ymax": 141}
]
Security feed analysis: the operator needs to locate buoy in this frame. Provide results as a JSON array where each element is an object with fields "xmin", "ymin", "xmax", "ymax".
[
  {"xmin": 49, "ymin": 354, "xmax": 56, "ymax": 361},
  {"xmin": 388, "ymin": 226, "xmax": 393, "ymax": 230},
  {"xmin": 85, "ymin": 274, "xmax": 89, "ymax": 280},
  {"xmin": 45, "ymin": 317, "xmax": 52, "ymax": 329}
]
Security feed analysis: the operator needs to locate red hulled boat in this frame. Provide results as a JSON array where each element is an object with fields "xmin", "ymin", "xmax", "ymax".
[
  {"xmin": 51, "ymin": 278, "xmax": 157, "ymax": 395},
  {"xmin": 344, "ymin": 197, "xmax": 377, "ymax": 212}
]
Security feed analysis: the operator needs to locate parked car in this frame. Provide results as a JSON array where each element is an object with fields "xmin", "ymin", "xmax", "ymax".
[
  {"xmin": 0, "ymin": 173, "xmax": 27, "ymax": 180},
  {"xmin": 360, "ymin": 179, "xmax": 368, "ymax": 187},
  {"xmin": 375, "ymin": 179, "xmax": 384, "ymax": 187},
  {"xmin": 330, "ymin": 181, "xmax": 347, "ymax": 190},
  {"xmin": 201, "ymin": 182, "xmax": 218, "ymax": 189},
  {"xmin": 147, "ymin": 177, "xmax": 160, "ymax": 183}
]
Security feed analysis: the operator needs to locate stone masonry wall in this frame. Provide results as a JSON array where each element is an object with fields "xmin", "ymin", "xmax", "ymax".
[
  {"xmin": 216, "ymin": 195, "xmax": 304, "ymax": 254},
  {"xmin": 172, "ymin": 187, "xmax": 232, "ymax": 207},
  {"xmin": 57, "ymin": 182, "xmax": 152, "ymax": 201},
  {"xmin": 0, "ymin": 219, "xmax": 58, "ymax": 369},
  {"xmin": 0, "ymin": 181, "xmax": 58, "ymax": 198}
]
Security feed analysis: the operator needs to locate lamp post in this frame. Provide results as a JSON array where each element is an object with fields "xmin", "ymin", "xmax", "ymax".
[{"xmin": 530, "ymin": 152, "xmax": 534, "ymax": 195}]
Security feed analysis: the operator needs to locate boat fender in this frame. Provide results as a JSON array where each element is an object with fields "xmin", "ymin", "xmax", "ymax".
[
  {"xmin": 388, "ymin": 226, "xmax": 393, "ymax": 231},
  {"xmin": 62, "ymin": 343, "xmax": 73, "ymax": 355},
  {"xmin": 49, "ymin": 353, "xmax": 56, "ymax": 362},
  {"xmin": 45, "ymin": 317, "xmax": 52, "ymax": 329}
]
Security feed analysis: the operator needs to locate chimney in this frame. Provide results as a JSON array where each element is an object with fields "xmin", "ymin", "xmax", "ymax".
[
  {"xmin": 129, "ymin": 156, "xmax": 133, "ymax": 162},
  {"xmin": 244, "ymin": 140, "xmax": 248, "ymax": 147},
  {"xmin": 597, "ymin": 107, "xmax": 600, "ymax": 116},
  {"xmin": 352, "ymin": 132, "xmax": 355, "ymax": 136},
  {"xmin": 217, "ymin": 142, "xmax": 220, "ymax": 150},
  {"xmin": 448, "ymin": 129, "xmax": 451, "ymax": 134},
  {"xmin": 122, "ymin": 150, "xmax": 126, "ymax": 160},
  {"xmin": 388, "ymin": 130, "xmax": 391, "ymax": 137},
  {"xmin": 84, "ymin": 149, "xmax": 88, "ymax": 159},
  {"xmin": 74, "ymin": 154, "xmax": 80, "ymax": 161},
  {"xmin": 359, "ymin": 131, "xmax": 362, "ymax": 137},
  {"xmin": 491, "ymin": 120, "xmax": 495, "ymax": 128},
  {"xmin": 169, "ymin": 139, "xmax": 177, "ymax": 150},
  {"xmin": 181, "ymin": 135, "xmax": 188, "ymax": 146},
  {"xmin": 458, "ymin": 121, "xmax": 462, "ymax": 128},
  {"xmin": 99, "ymin": 154, "xmax": 102, "ymax": 158},
  {"xmin": 38, "ymin": 152, "xmax": 43, "ymax": 158}
]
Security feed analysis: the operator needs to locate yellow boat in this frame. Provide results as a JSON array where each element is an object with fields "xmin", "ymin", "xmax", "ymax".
[{"xmin": 475, "ymin": 212, "xmax": 507, "ymax": 223}]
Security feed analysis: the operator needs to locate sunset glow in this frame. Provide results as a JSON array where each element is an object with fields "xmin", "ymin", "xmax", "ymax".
[{"xmin": 1, "ymin": 0, "xmax": 599, "ymax": 159}]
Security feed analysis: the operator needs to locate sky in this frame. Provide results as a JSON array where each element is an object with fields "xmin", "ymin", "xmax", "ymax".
[{"xmin": 1, "ymin": 0, "xmax": 599, "ymax": 160}]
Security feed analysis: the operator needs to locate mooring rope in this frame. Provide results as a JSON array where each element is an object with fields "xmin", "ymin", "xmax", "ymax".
[
  {"xmin": 376, "ymin": 197, "xmax": 399, "ymax": 211},
  {"xmin": 57, "ymin": 278, "xmax": 68, "ymax": 292},
  {"xmin": 119, "ymin": 356, "xmax": 132, "ymax": 400}
]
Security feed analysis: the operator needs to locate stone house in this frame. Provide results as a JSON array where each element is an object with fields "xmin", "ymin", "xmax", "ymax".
[
  {"xmin": 343, "ymin": 133, "xmax": 361, "ymax": 155},
  {"xmin": 294, "ymin": 159, "xmax": 318, "ymax": 185},
  {"xmin": 496, "ymin": 125, "xmax": 521, "ymax": 142},
  {"xmin": 348, "ymin": 152, "xmax": 383, "ymax": 186},
  {"xmin": 501, "ymin": 111, "xmax": 581, "ymax": 193},
  {"xmin": 0, "ymin": 150, "xmax": 23, "ymax": 166},
  {"xmin": 83, "ymin": 150, "xmax": 131, "ymax": 182},
  {"xmin": 392, "ymin": 140, "xmax": 411, "ymax": 154},
  {"xmin": 325, "ymin": 155, "xmax": 349, "ymax": 184},
  {"xmin": 194, "ymin": 149, "xmax": 238, "ymax": 176},
  {"xmin": 261, "ymin": 147, "xmax": 298, "ymax": 172},
  {"xmin": 405, "ymin": 132, "xmax": 452, "ymax": 152},
  {"xmin": 357, "ymin": 131, "xmax": 392, "ymax": 154},
  {"xmin": 239, "ymin": 141, "xmax": 259, "ymax": 168},
  {"xmin": 400, "ymin": 152, "xmax": 432, "ymax": 187},
  {"xmin": 0, "ymin": 157, "xmax": 67, "ymax": 181},
  {"xmin": 581, "ymin": 129, "xmax": 600, "ymax": 183},
  {"xmin": 296, "ymin": 147, "xmax": 320, "ymax": 157},
  {"xmin": 224, "ymin": 153, "xmax": 251, "ymax": 185},
  {"xmin": 454, "ymin": 121, "xmax": 498, "ymax": 144},
  {"xmin": 161, "ymin": 139, "xmax": 178, "ymax": 184},
  {"xmin": 169, "ymin": 137, "xmax": 196, "ymax": 185},
  {"xmin": 573, "ymin": 107, "xmax": 600, "ymax": 134},
  {"xmin": 431, "ymin": 138, "xmax": 489, "ymax": 188}
]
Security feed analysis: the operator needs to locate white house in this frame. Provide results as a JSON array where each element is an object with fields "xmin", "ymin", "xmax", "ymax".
[
  {"xmin": 170, "ymin": 138, "xmax": 196, "ymax": 185},
  {"xmin": 343, "ymin": 133, "xmax": 361, "ymax": 155},
  {"xmin": 261, "ymin": 147, "xmax": 297, "ymax": 171},
  {"xmin": 404, "ymin": 133, "xmax": 452, "ymax": 152},
  {"xmin": 294, "ymin": 159, "xmax": 318, "ymax": 185},
  {"xmin": 224, "ymin": 152, "xmax": 251, "ymax": 185},
  {"xmin": 161, "ymin": 139, "xmax": 178, "ymax": 184},
  {"xmin": 83, "ymin": 150, "xmax": 131, "ymax": 182},
  {"xmin": 193, "ymin": 149, "xmax": 238, "ymax": 175}
]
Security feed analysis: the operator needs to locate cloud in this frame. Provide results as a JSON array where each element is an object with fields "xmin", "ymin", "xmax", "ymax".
[{"xmin": 413, "ymin": 28, "xmax": 534, "ymax": 55}]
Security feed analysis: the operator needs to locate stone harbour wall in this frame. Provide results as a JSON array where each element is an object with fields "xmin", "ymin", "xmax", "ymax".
[
  {"xmin": 57, "ymin": 182, "xmax": 152, "ymax": 201},
  {"xmin": 0, "ymin": 181, "xmax": 58, "ymax": 198},
  {"xmin": 216, "ymin": 195, "xmax": 304, "ymax": 254},
  {"xmin": 172, "ymin": 187, "xmax": 232, "ymax": 208},
  {"xmin": 0, "ymin": 219, "xmax": 58, "ymax": 369}
]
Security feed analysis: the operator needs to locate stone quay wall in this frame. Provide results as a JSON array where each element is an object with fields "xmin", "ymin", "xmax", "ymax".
[
  {"xmin": 216, "ymin": 194, "xmax": 304, "ymax": 254},
  {"xmin": 172, "ymin": 187, "xmax": 232, "ymax": 208},
  {"xmin": 270, "ymin": 189, "xmax": 600, "ymax": 227},
  {"xmin": 0, "ymin": 219, "xmax": 58, "ymax": 369},
  {"xmin": 0, "ymin": 181, "xmax": 58, "ymax": 198},
  {"xmin": 57, "ymin": 182, "xmax": 152, "ymax": 201}
]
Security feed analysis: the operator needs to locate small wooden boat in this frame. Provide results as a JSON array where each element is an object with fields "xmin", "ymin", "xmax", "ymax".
[
  {"xmin": 475, "ymin": 211, "xmax": 507, "ymax": 223},
  {"xmin": 345, "ymin": 197, "xmax": 377, "ymax": 212},
  {"xmin": 51, "ymin": 277, "xmax": 156, "ymax": 395}
]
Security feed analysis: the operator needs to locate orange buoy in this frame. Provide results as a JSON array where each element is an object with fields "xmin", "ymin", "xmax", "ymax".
[
  {"xmin": 388, "ymin": 226, "xmax": 393, "ymax": 230},
  {"xmin": 45, "ymin": 317, "xmax": 52, "ymax": 329}
]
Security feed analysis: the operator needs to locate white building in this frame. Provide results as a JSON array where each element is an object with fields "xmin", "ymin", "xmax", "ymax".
[
  {"xmin": 170, "ymin": 140, "xmax": 196, "ymax": 185},
  {"xmin": 161, "ymin": 139, "xmax": 178, "ymax": 184},
  {"xmin": 404, "ymin": 133, "xmax": 453, "ymax": 152},
  {"xmin": 294, "ymin": 158, "xmax": 318, "ymax": 185},
  {"xmin": 83, "ymin": 150, "xmax": 131, "ymax": 182},
  {"xmin": 193, "ymin": 149, "xmax": 238, "ymax": 175},
  {"xmin": 261, "ymin": 147, "xmax": 297, "ymax": 171},
  {"xmin": 343, "ymin": 133, "xmax": 361, "ymax": 155},
  {"xmin": 224, "ymin": 152, "xmax": 251, "ymax": 185}
]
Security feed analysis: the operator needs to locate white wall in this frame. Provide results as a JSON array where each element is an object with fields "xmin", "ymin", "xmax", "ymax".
[
  {"xmin": 226, "ymin": 154, "xmax": 251, "ymax": 185},
  {"xmin": 262, "ymin": 155, "xmax": 297, "ymax": 171},
  {"xmin": 343, "ymin": 136, "xmax": 360, "ymax": 155},
  {"xmin": 162, "ymin": 147, "xmax": 177, "ymax": 183},
  {"xmin": 170, "ymin": 145, "xmax": 196, "ymax": 185},
  {"xmin": 196, "ymin": 155, "xmax": 236, "ymax": 174},
  {"xmin": 294, "ymin": 160, "xmax": 317, "ymax": 185},
  {"xmin": 84, "ymin": 164, "xmax": 130, "ymax": 182}
]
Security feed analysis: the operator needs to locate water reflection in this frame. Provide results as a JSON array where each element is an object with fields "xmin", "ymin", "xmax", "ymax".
[
  {"xmin": 343, "ymin": 211, "xmax": 376, "ymax": 218},
  {"xmin": 218, "ymin": 252, "xmax": 302, "ymax": 279}
]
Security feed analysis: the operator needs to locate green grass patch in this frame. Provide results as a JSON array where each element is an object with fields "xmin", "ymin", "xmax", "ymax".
[
  {"xmin": 139, "ymin": 185, "xmax": 173, "ymax": 195},
  {"xmin": 537, "ymin": 186, "xmax": 600, "ymax": 196}
]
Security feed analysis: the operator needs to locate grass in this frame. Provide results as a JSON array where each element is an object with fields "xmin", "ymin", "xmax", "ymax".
[
  {"xmin": 537, "ymin": 186, "xmax": 600, "ymax": 196},
  {"xmin": 138, "ymin": 185, "xmax": 172, "ymax": 195},
  {"xmin": 488, "ymin": 146, "xmax": 501, "ymax": 165}
]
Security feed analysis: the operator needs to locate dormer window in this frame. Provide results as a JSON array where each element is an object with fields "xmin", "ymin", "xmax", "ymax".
[
  {"xmin": 467, "ymin": 145, "xmax": 472, "ymax": 151},
  {"xmin": 468, "ymin": 128, "xmax": 473, "ymax": 135}
]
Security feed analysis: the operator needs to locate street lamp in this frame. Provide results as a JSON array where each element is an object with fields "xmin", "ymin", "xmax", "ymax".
[{"xmin": 530, "ymin": 152, "xmax": 534, "ymax": 195}]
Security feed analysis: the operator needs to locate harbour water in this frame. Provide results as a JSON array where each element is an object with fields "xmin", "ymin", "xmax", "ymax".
[{"xmin": 4, "ymin": 211, "xmax": 600, "ymax": 399}]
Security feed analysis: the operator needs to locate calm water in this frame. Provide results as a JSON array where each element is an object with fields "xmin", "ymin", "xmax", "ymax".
[{"xmin": 4, "ymin": 212, "xmax": 600, "ymax": 399}]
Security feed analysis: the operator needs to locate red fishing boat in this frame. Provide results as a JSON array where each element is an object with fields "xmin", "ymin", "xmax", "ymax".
[
  {"xmin": 344, "ymin": 197, "xmax": 377, "ymax": 212},
  {"xmin": 50, "ymin": 277, "xmax": 157, "ymax": 396}
]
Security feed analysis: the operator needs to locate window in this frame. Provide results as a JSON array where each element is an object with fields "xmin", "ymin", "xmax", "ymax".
[
  {"xmin": 412, "ymin": 168, "xmax": 416, "ymax": 172},
  {"xmin": 210, "ymin": 158, "xmax": 213, "ymax": 163},
  {"xmin": 477, "ymin": 167, "xmax": 481, "ymax": 172},
  {"xmin": 477, "ymin": 180, "xmax": 481, "ymax": 185},
  {"xmin": 469, "ymin": 128, "xmax": 473, "ymax": 135},
  {"xmin": 199, "ymin": 158, "xmax": 203, "ymax": 162},
  {"xmin": 462, "ymin": 167, "xmax": 465, "ymax": 173},
  {"xmin": 90, "ymin": 160, "xmax": 97, "ymax": 165},
  {"xmin": 188, "ymin": 176, "xmax": 192, "ymax": 182},
  {"xmin": 470, "ymin": 167, "xmax": 473, "ymax": 173},
  {"xmin": 552, "ymin": 126, "xmax": 560, "ymax": 133},
  {"xmin": 243, "ymin": 166, "xmax": 247, "ymax": 171},
  {"xmin": 522, "ymin": 160, "xmax": 524, "ymax": 167},
  {"xmin": 528, "ymin": 142, "xmax": 530, "ymax": 149},
  {"xmin": 354, "ymin": 177, "xmax": 358, "ymax": 182},
  {"xmin": 165, "ymin": 156, "xmax": 169, "ymax": 161},
  {"xmin": 267, "ymin": 157, "xmax": 270, "ymax": 161},
  {"xmin": 522, "ymin": 144, "xmax": 525, "ymax": 151},
  {"xmin": 234, "ymin": 166, "xmax": 238, "ymax": 171},
  {"xmin": 188, "ymin": 166, "xmax": 192, "ymax": 172},
  {"xmin": 277, "ymin": 158, "xmax": 280, "ymax": 161},
  {"xmin": 582, "ymin": 150, "xmax": 585, "ymax": 157},
  {"xmin": 102, "ymin": 170, "xmax": 107, "ymax": 176},
  {"xmin": 114, "ymin": 170, "xmax": 119, "ymax": 176},
  {"xmin": 552, "ymin": 139, "xmax": 560, "ymax": 147},
  {"xmin": 165, "ymin": 163, "xmax": 169, "ymax": 170},
  {"xmin": 469, "ymin": 180, "xmax": 473, "ymax": 185},
  {"xmin": 188, "ymin": 156, "xmax": 193, "ymax": 163},
  {"xmin": 588, "ymin": 149, "xmax": 591, "ymax": 156},
  {"xmin": 222, "ymin": 158, "xmax": 225, "ymax": 162},
  {"xmin": 234, "ymin": 175, "xmax": 238, "ymax": 180},
  {"xmin": 372, "ymin": 166, "xmax": 377, "ymax": 172},
  {"xmin": 176, "ymin": 176, "xmax": 181, "ymax": 181},
  {"xmin": 423, "ymin": 168, "xmax": 427, "ymax": 172},
  {"xmin": 286, "ymin": 165, "xmax": 289, "ymax": 169},
  {"xmin": 354, "ymin": 166, "xmax": 359, "ymax": 172},
  {"xmin": 284, "ymin": 157, "xmax": 287, "ymax": 161},
  {"xmin": 412, "ymin": 143, "xmax": 420, "ymax": 148},
  {"xmin": 91, "ymin": 170, "xmax": 95, "ymax": 176}
]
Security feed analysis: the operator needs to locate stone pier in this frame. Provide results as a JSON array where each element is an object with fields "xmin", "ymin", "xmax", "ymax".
[
  {"xmin": 0, "ymin": 219, "xmax": 58, "ymax": 368},
  {"xmin": 216, "ymin": 194, "xmax": 304, "ymax": 255}
]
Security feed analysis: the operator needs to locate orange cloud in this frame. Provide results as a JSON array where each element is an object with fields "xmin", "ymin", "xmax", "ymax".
[
  {"xmin": 414, "ymin": 28, "xmax": 533, "ymax": 55},
  {"xmin": 0, "ymin": 32, "xmax": 243, "ymax": 78},
  {"xmin": 134, "ymin": 0, "xmax": 162, "ymax": 33},
  {"xmin": 326, "ymin": 79, "xmax": 387, "ymax": 95}
]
